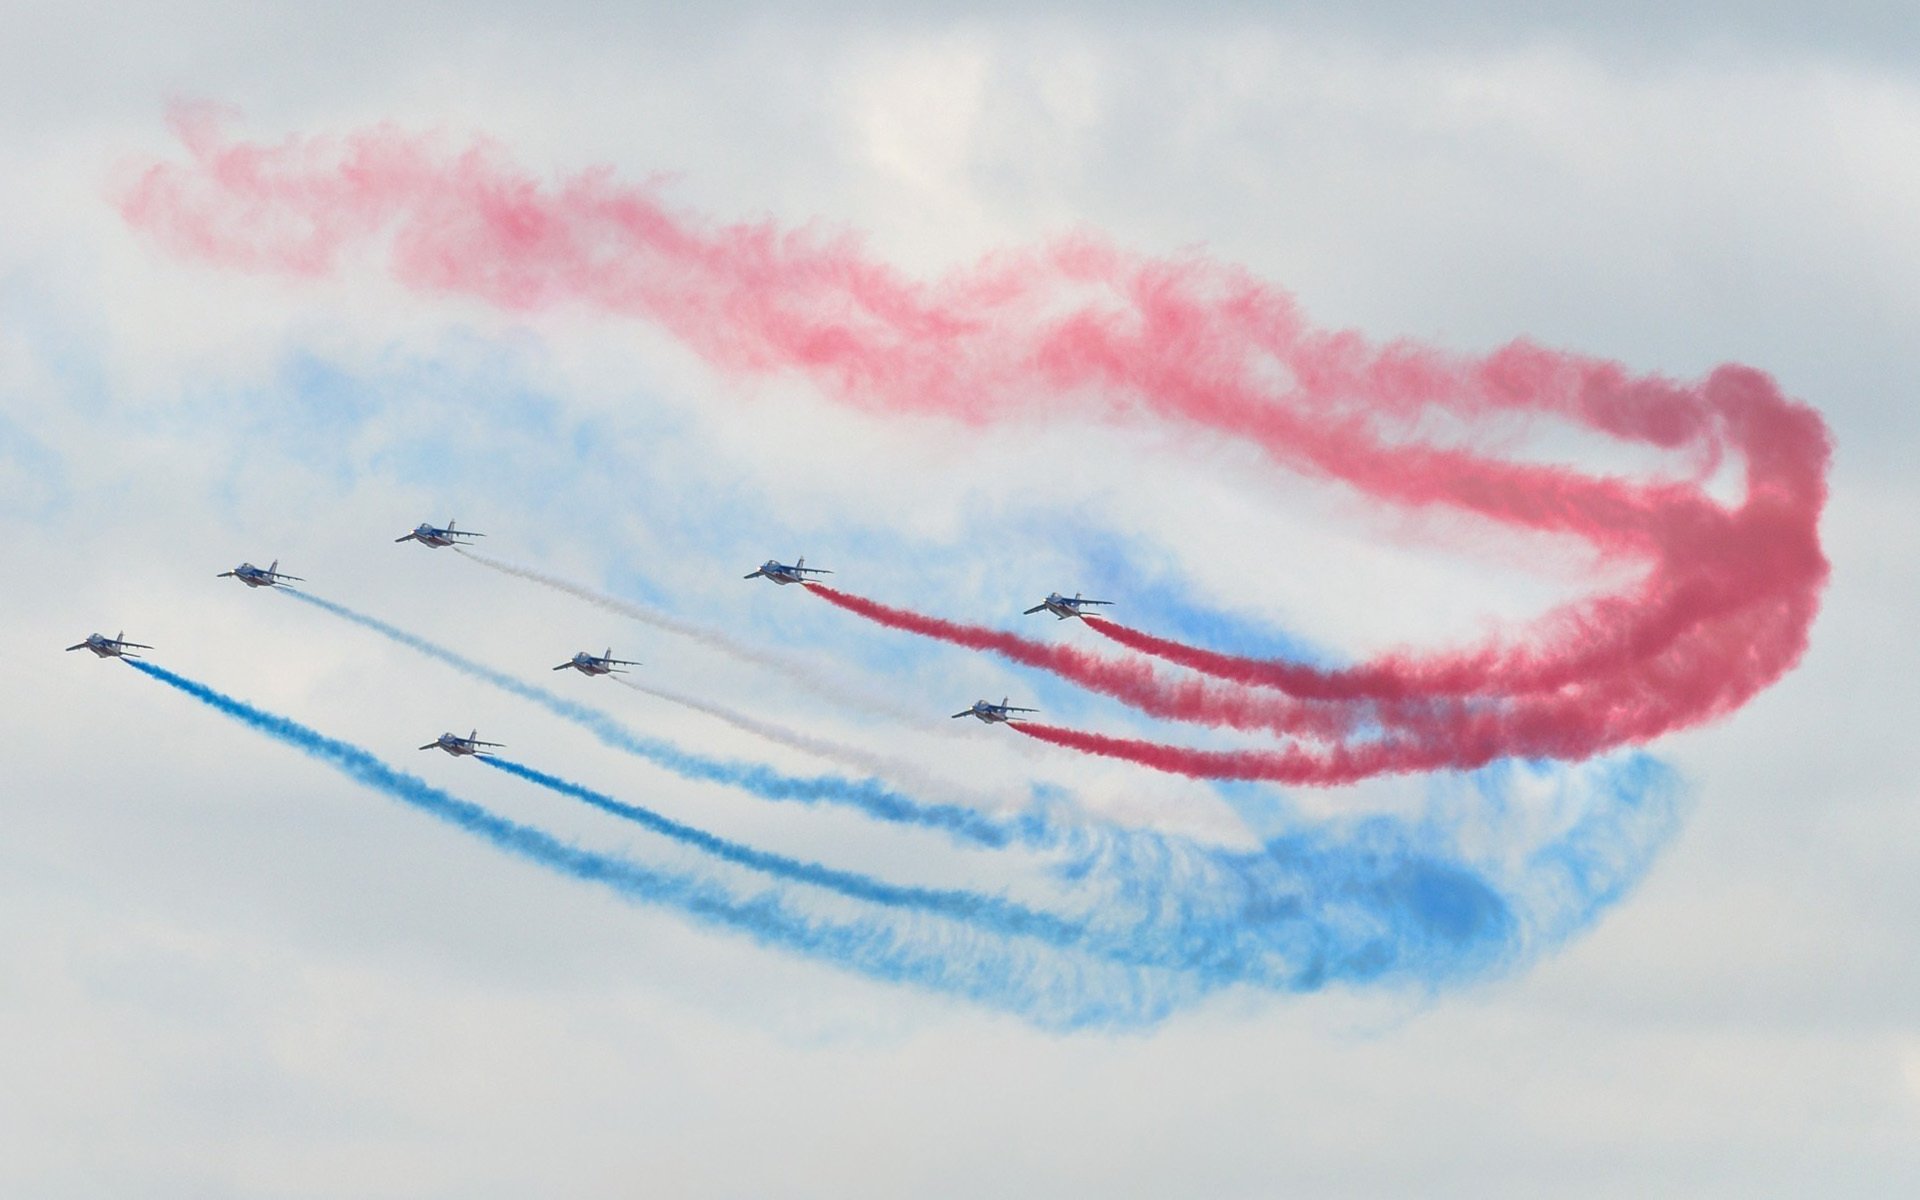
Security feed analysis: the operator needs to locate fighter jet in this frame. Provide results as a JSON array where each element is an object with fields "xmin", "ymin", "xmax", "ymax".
[
  {"xmin": 951, "ymin": 697, "xmax": 1039, "ymax": 724},
  {"xmin": 552, "ymin": 648, "xmax": 641, "ymax": 676},
  {"xmin": 420, "ymin": 729, "xmax": 504, "ymax": 758},
  {"xmin": 743, "ymin": 557, "xmax": 833, "ymax": 585},
  {"xmin": 65, "ymin": 631, "xmax": 152, "ymax": 659},
  {"xmin": 1023, "ymin": 591, "xmax": 1113, "ymax": 620},
  {"xmin": 395, "ymin": 520, "xmax": 484, "ymax": 548},
  {"xmin": 217, "ymin": 560, "xmax": 304, "ymax": 588}
]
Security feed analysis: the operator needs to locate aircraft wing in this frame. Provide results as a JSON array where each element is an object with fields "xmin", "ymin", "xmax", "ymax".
[
  {"xmin": 64, "ymin": 642, "xmax": 88, "ymax": 651},
  {"xmin": 120, "ymin": 641, "xmax": 154, "ymax": 649},
  {"xmin": 1081, "ymin": 599, "xmax": 1113, "ymax": 606},
  {"xmin": 609, "ymin": 658, "xmax": 641, "ymax": 666},
  {"xmin": 1006, "ymin": 706, "xmax": 1039, "ymax": 712},
  {"xmin": 418, "ymin": 742, "xmax": 439, "ymax": 751},
  {"xmin": 394, "ymin": 533, "xmax": 418, "ymax": 543},
  {"xmin": 950, "ymin": 710, "xmax": 974, "ymax": 719},
  {"xmin": 552, "ymin": 662, "xmax": 574, "ymax": 671},
  {"xmin": 1022, "ymin": 604, "xmax": 1048, "ymax": 614},
  {"xmin": 216, "ymin": 571, "xmax": 236, "ymax": 577},
  {"xmin": 453, "ymin": 531, "xmax": 484, "ymax": 538},
  {"xmin": 274, "ymin": 573, "xmax": 306, "ymax": 582},
  {"xmin": 743, "ymin": 569, "xmax": 766, "ymax": 579},
  {"xmin": 800, "ymin": 567, "xmax": 834, "ymax": 575}
]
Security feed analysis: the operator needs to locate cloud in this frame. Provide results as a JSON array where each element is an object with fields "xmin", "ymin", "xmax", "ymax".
[{"xmin": 3, "ymin": 7, "xmax": 1916, "ymax": 1194}]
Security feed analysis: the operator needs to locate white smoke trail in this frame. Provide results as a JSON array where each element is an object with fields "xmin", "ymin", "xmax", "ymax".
[
  {"xmin": 612, "ymin": 676, "xmax": 1000, "ymax": 812},
  {"xmin": 457, "ymin": 548, "xmax": 934, "ymax": 724}
]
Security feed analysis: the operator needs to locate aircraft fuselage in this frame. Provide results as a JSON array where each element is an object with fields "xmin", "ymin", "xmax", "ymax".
[
  {"xmin": 954, "ymin": 700, "xmax": 1035, "ymax": 724},
  {"xmin": 746, "ymin": 558, "xmax": 830, "ymax": 585},
  {"xmin": 427, "ymin": 734, "xmax": 495, "ymax": 757},
  {"xmin": 68, "ymin": 633, "xmax": 146, "ymax": 658},
  {"xmin": 1033, "ymin": 592, "xmax": 1108, "ymax": 619},
  {"xmin": 397, "ymin": 522, "xmax": 480, "ymax": 548}
]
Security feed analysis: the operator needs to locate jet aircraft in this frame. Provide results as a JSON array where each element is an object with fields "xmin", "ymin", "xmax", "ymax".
[
  {"xmin": 65, "ymin": 631, "xmax": 152, "ymax": 659},
  {"xmin": 951, "ymin": 697, "xmax": 1039, "ymax": 724},
  {"xmin": 420, "ymin": 730, "xmax": 504, "ymax": 758},
  {"xmin": 1024, "ymin": 591, "xmax": 1113, "ymax": 620},
  {"xmin": 553, "ymin": 648, "xmax": 641, "ymax": 676},
  {"xmin": 395, "ymin": 520, "xmax": 483, "ymax": 548},
  {"xmin": 217, "ymin": 560, "xmax": 304, "ymax": 588},
  {"xmin": 744, "ymin": 557, "xmax": 833, "ymax": 585}
]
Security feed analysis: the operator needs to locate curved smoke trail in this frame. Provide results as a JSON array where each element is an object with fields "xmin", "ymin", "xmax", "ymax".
[
  {"xmin": 807, "ymin": 582, "xmax": 1364, "ymax": 743},
  {"xmin": 805, "ymin": 578, "xmax": 1820, "ymax": 781},
  {"xmin": 119, "ymin": 658, "xmax": 1188, "ymax": 1029},
  {"xmin": 119, "ymin": 112, "xmax": 1830, "ymax": 782},
  {"xmin": 278, "ymin": 589, "xmax": 1682, "ymax": 989},
  {"xmin": 121, "ymin": 657, "xmax": 1681, "ymax": 1019},
  {"xmin": 485, "ymin": 753, "xmax": 1522, "ymax": 990}
]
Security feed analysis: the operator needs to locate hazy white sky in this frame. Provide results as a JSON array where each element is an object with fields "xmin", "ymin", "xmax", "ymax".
[{"xmin": 2, "ymin": 4, "xmax": 1916, "ymax": 1196}]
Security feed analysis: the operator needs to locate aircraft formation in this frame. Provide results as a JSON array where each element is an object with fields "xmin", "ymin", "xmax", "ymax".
[{"xmin": 79, "ymin": 525, "xmax": 1085, "ymax": 750}]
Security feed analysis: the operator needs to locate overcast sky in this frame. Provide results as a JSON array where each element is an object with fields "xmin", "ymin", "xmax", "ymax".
[{"xmin": 2, "ymin": 4, "xmax": 1916, "ymax": 1197}]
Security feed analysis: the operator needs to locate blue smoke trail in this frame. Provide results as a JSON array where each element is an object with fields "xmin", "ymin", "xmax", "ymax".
[
  {"xmin": 483, "ymin": 754, "xmax": 1529, "ymax": 991},
  {"xmin": 282, "ymin": 588, "xmax": 1027, "ymax": 849},
  {"xmin": 281, "ymin": 589, "xmax": 1682, "ymax": 997},
  {"xmin": 122, "ymin": 657, "xmax": 1186, "ymax": 1030},
  {"xmin": 486, "ymin": 755, "xmax": 1103, "ymax": 955},
  {"xmin": 122, "ymin": 654, "xmax": 1681, "ymax": 1020},
  {"xmin": 120, "ymin": 653, "xmax": 1532, "ymax": 1001}
]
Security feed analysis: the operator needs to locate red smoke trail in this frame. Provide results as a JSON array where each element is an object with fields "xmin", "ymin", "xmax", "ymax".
[
  {"xmin": 806, "ymin": 584, "xmax": 1362, "ymax": 743},
  {"xmin": 119, "ymin": 111, "xmax": 1832, "ymax": 781},
  {"xmin": 1011, "ymin": 719, "xmax": 1575, "ymax": 787},
  {"xmin": 1014, "ymin": 722, "xmax": 1385, "ymax": 786},
  {"xmin": 831, "ymin": 579, "xmax": 1815, "ymax": 779}
]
